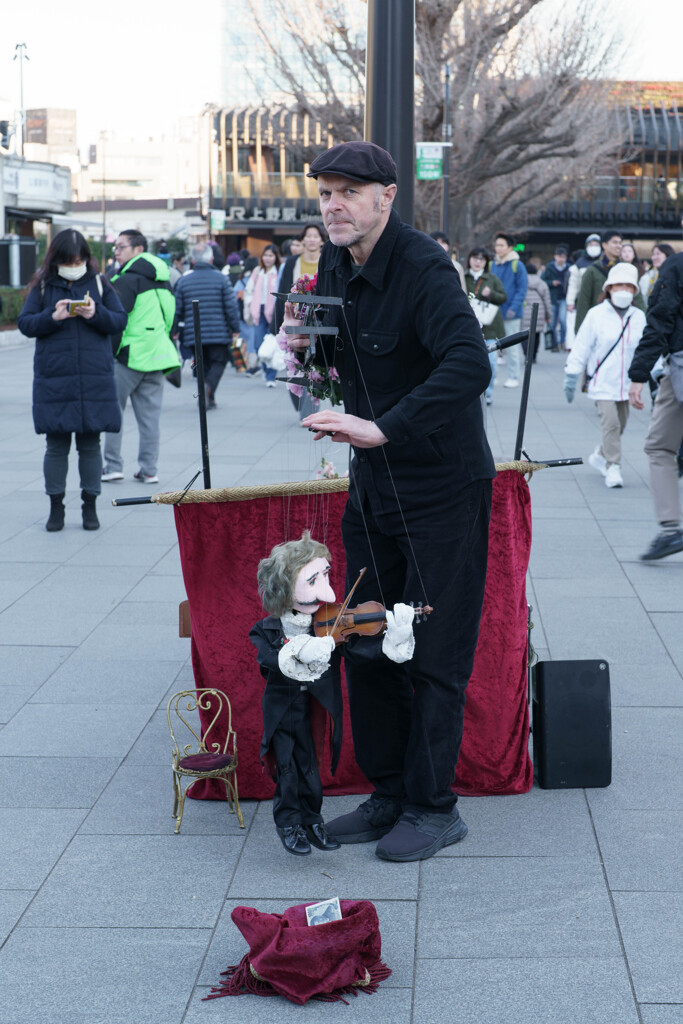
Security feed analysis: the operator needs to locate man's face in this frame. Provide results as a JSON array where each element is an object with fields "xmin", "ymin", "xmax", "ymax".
[
  {"xmin": 436, "ymin": 238, "xmax": 449, "ymax": 253},
  {"xmin": 114, "ymin": 235, "xmax": 142, "ymax": 266},
  {"xmin": 291, "ymin": 557, "xmax": 335, "ymax": 613},
  {"xmin": 290, "ymin": 239, "xmax": 304, "ymax": 256},
  {"xmin": 317, "ymin": 174, "xmax": 395, "ymax": 250},
  {"xmin": 603, "ymin": 235, "xmax": 623, "ymax": 261},
  {"xmin": 554, "ymin": 252, "xmax": 567, "ymax": 267},
  {"xmin": 494, "ymin": 237, "xmax": 512, "ymax": 260}
]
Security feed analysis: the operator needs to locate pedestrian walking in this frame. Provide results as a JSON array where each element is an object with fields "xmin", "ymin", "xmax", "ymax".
[
  {"xmin": 101, "ymin": 230, "xmax": 180, "ymax": 485},
  {"xmin": 172, "ymin": 243, "xmax": 241, "ymax": 408},
  {"xmin": 628, "ymin": 245, "xmax": 683, "ymax": 560},
  {"xmin": 464, "ymin": 246, "xmax": 506, "ymax": 406},
  {"xmin": 490, "ymin": 232, "xmax": 528, "ymax": 388},
  {"xmin": 541, "ymin": 245, "xmax": 570, "ymax": 351},
  {"xmin": 17, "ymin": 229, "xmax": 127, "ymax": 531},
  {"xmin": 244, "ymin": 244, "xmax": 281, "ymax": 386},
  {"xmin": 639, "ymin": 243, "xmax": 676, "ymax": 307},
  {"xmin": 521, "ymin": 264, "xmax": 552, "ymax": 363},
  {"xmin": 564, "ymin": 263, "xmax": 645, "ymax": 489}
]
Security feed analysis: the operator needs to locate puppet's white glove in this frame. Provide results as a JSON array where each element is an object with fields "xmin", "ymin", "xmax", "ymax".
[
  {"xmin": 382, "ymin": 603, "xmax": 415, "ymax": 663},
  {"xmin": 278, "ymin": 633, "xmax": 335, "ymax": 682}
]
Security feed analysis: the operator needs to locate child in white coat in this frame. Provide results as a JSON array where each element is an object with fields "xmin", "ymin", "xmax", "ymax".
[{"xmin": 563, "ymin": 263, "xmax": 645, "ymax": 488}]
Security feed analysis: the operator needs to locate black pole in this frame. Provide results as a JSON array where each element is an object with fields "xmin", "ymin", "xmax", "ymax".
[
  {"xmin": 514, "ymin": 303, "xmax": 538, "ymax": 461},
  {"xmin": 365, "ymin": 0, "xmax": 415, "ymax": 224},
  {"xmin": 441, "ymin": 64, "xmax": 451, "ymax": 237},
  {"xmin": 192, "ymin": 299, "xmax": 212, "ymax": 489}
]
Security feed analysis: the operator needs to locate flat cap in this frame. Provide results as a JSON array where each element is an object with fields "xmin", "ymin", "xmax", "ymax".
[
  {"xmin": 307, "ymin": 141, "xmax": 397, "ymax": 186},
  {"xmin": 585, "ymin": 232, "xmax": 601, "ymax": 244}
]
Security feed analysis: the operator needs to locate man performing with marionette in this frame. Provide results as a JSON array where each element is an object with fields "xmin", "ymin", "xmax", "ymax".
[
  {"xmin": 280, "ymin": 141, "xmax": 495, "ymax": 862},
  {"xmin": 250, "ymin": 531, "xmax": 416, "ymax": 857}
]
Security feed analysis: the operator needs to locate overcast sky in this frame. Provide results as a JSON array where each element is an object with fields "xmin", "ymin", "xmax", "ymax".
[{"xmin": 0, "ymin": 0, "xmax": 680, "ymax": 155}]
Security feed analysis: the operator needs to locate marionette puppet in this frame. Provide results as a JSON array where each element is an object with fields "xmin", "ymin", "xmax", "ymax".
[{"xmin": 250, "ymin": 531, "xmax": 416, "ymax": 857}]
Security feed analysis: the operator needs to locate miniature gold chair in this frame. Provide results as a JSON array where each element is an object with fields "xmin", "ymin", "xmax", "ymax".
[{"xmin": 167, "ymin": 688, "xmax": 245, "ymax": 834}]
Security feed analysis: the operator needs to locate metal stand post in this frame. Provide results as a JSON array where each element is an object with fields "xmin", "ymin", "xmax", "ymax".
[
  {"xmin": 192, "ymin": 300, "xmax": 212, "ymax": 489},
  {"xmin": 365, "ymin": 0, "xmax": 415, "ymax": 224},
  {"xmin": 514, "ymin": 303, "xmax": 538, "ymax": 461}
]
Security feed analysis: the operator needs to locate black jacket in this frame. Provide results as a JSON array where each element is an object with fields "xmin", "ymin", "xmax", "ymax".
[
  {"xmin": 628, "ymin": 251, "xmax": 683, "ymax": 382},
  {"xmin": 314, "ymin": 208, "xmax": 495, "ymax": 513},
  {"xmin": 249, "ymin": 616, "xmax": 343, "ymax": 776},
  {"xmin": 18, "ymin": 270, "xmax": 126, "ymax": 435},
  {"xmin": 173, "ymin": 262, "xmax": 240, "ymax": 345},
  {"xmin": 272, "ymin": 254, "xmax": 298, "ymax": 334}
]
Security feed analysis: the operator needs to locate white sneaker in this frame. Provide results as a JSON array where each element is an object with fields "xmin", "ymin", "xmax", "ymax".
[
  {"xmin": 101, "ymin": 469, "xmax": 124, "ymax": 482},
  {"xmin": 605, "ymin": 464, "xmax": 623, "ymax": 488},
  {"xmin": 133, "ymin": 470, "xmax": 159, "ymax": 484},
  {"xmin": 265, "ymin": 380, "xmax": 277, "ymax": 388},
  {"xmin": 503, "ymin": 379, "xmax": 519, "ymax": 388},
  {"xmin": 588, "ymin": 448, "xmax": 607, "ymax": 477}
]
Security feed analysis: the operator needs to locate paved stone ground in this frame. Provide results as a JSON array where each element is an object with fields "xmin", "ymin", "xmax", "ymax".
[{"xmin": 0, "ymin": 336, "xmax": 681, "ymax": 1024}]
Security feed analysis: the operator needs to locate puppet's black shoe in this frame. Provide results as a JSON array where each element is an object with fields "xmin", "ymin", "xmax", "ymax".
[
  {"xmin": 375, "ymin": 808, "xmax": 467, "ymax": 862},
  {"xmin": 325, "ymin": 796, "xmax": 402, "ymax": 844},
  {"xmin": 305, "ymin": 823, "xmax": 341, "ymax": 851},
  {"xmin": 276, "ymin": 824, "xmax": 311, "ymax": 856}
]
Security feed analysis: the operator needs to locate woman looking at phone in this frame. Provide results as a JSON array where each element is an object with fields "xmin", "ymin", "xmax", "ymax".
[{"xmin": 18, "ymin": 229, "xmax": 127, "ymax": 532}]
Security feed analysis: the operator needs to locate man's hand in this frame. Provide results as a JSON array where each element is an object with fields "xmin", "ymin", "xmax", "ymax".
[
  {"xmin": 282, "ymin": 300, "xmax": 310, "ymax": 351},
  {"xmin": 629, "ymin": 382, "xmax": 644, "ymax": 409},
  {"xmin": 567, "ymin": 304, "xmax": 575, "ymax": 313},
  {"xmin": 74, "ymin": 297, "xmax": 95, "ymax": 320},
  {"xmin": 301, "ymin": 410, "xmax": 388, "ymax": 448},
  {"xmin": 505, "ymin": 309, "xmax": 516, "ymax": 320}
]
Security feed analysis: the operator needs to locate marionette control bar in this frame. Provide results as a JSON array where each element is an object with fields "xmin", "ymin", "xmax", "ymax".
[
  {"xmin": 283, "ymin": 326, "xmax": 338, "ymax": 335},
  {"xmin": 286, "ymin": 294, "xmax": 343, "ymax": 305}
]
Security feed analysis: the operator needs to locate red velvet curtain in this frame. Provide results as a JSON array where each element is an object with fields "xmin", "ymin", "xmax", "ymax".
[{"xmin": 173, "ymin": 469, "xmax": 532, "ymax": 801}]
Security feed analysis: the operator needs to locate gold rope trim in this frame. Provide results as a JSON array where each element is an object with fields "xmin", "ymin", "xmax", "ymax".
[{"xmin": 150, "ymin": 462, "xmax": 544, "ymax": 505}]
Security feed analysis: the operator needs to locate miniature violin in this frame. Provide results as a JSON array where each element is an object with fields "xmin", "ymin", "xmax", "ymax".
[{"xmin": 312, "ymin": 600, "xmax": 433, "ymax": 646}]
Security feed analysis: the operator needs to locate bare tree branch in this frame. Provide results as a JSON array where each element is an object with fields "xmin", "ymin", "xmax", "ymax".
[{"xmin": 243, "ymin": 0, "xmax": 625, "ymax": 246}]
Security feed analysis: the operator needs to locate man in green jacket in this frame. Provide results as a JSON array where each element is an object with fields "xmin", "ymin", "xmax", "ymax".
[
  {"xmin": 575, "ymin": 229, "xmax": 646, "ymax": 331},
  {"xmin": 102, "ymin": 230, "xmax": 180, "ymax": 484}
]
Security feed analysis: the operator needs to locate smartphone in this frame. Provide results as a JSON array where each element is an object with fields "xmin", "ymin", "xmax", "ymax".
[{"xmin": 68, "ymin": 291, "xmax": 90, "ymax": 316}]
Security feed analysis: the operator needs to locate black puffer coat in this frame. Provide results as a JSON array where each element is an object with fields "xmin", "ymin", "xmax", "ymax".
[
  {"xmin": 18, "ymin": 270, "xmax": 127, "ymax": 435},
  {"xmin": 172, "ymin": 262, "xmax": 240, "ymax": 345},
  {"xmin": 629, "ymin": 251, "xmax": 683, "ymax": 381}
]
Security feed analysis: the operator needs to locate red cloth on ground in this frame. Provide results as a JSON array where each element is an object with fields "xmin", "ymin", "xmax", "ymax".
[
  {"xmin": 205, "ymin": 901, "xmax": 390, "ymax": 1005},
  {"xmin": 173, "ymin": 469, "xmax": 532, "ymax": 800}
]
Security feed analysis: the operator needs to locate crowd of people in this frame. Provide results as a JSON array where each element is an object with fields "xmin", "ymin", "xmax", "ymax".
[{"xmin": 16, "ymin": 206, "xmax": 683, "ymax": 564}]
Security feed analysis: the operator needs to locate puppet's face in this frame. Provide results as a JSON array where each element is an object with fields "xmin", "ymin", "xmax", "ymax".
[{"xmin": 291, "ymin": 557, "xmax": 335, "ymax": 613}]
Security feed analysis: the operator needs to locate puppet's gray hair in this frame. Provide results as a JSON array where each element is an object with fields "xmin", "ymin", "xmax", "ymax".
[{"xmin": 257, "ymin": 530, "xmax": 331, "ymax": 616}]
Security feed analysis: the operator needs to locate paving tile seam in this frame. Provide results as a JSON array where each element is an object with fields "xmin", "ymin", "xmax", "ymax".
[
  {"xmin": 0, "ymin": 807, "xmax": 90, "ymax": 953},
  {"xmin": 414, "ymin": 953, "xmax": 629, "ymax": 961},
  {"xmin": 581, "ymin": 789, "xmax": 646, "ymax": 1024},
  {"xmin": 183, "ymin": 781, "xmax": 262, "ymax": 1021}
]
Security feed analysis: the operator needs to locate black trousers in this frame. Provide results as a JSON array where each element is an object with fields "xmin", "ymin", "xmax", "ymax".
[
  {"xmin": 201, "ymin": 344, "xmax": 231, "ymax": 395},
  {"xmin": 342, "ymin": 478, "xmax": 492, "ymax": 814},
  {"xmin": 270, "ymin": 690, "xmax": 324, "ymax": 827}
]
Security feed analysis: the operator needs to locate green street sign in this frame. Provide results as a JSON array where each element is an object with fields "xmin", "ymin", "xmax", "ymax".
[{"xmin": 416, "ymin": 142, "xmax": 443, "ymax": 181}]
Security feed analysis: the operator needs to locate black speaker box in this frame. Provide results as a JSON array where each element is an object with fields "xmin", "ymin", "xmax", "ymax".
[{"xmin": 532, "ymin": 659, "xmax": 611, "ymax": 789}]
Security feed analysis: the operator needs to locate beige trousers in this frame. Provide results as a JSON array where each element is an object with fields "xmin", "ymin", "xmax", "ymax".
[
  {"xmin": 644, "ymin": 376, "xmax": 683, "ymax": 524},
  {"xmin": 595, "ymin": 400, "xmax": 629, "ymax": 467}
]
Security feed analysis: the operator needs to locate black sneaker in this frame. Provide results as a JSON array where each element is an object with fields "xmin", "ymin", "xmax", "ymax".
[
  {"xmin": 375, "ymin": 808, "xmax": 468, "ymax": 862},
  {"xmin": 325, "ymin": 796, "xmax": 402, "ymax": 844},
  {"xmin": 640, "ymin": 530, "xmax": 683, "ymax": 561}
]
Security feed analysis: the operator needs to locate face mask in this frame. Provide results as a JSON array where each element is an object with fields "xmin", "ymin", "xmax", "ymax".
[
  {"xmin": 58, "ymin": 263, "xmax": 88, "ymax": 281},
  {"xmin": 610, "ymin": 289, "xmax": 633, "ymax": 309},
  {"xmin": 586, "ymin": 245, "xmax": 601, "ymax": 259}
]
